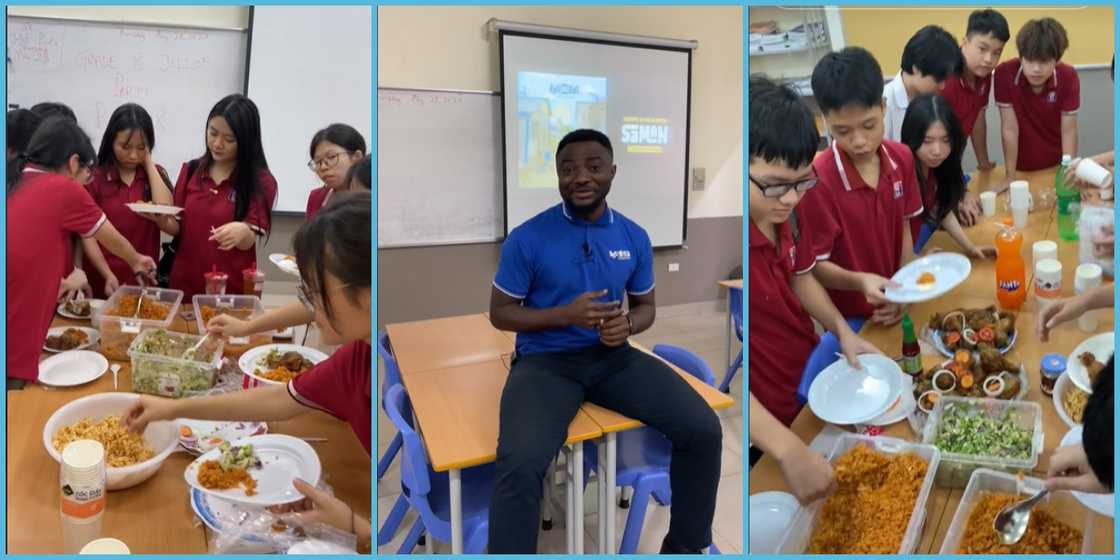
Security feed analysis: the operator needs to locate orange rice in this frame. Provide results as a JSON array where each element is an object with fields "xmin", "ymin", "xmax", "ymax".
[
  {"xmin": 198, "ymin": 460, "xmax": 258, "ymax": 496},
  {"xmin": 958, "ymin": 492, "xmax": 1081, "ymax": 553}
]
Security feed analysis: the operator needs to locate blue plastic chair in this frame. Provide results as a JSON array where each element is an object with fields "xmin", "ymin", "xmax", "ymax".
[
  {"xmin": 796, "ymin": 316, "xmax": 868, "ymax": 406},
  {"xmin": 718, "ymin": 286, "xmax": 743, "ymax": 393},
  {"xmin": 380, "ymin": 384, "xmax": 496, "ymax": 553},
  {"xmin": 581, "ymin": 344, "xmax": 720, "ymax": 554},
  {"xmin": 377, "ymin": 330, "xmax": 403, "ymax": 483}
]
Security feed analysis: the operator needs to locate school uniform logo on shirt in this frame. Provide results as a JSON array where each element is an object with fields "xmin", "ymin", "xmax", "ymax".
[
  {"xmin": 788, "ymin": 246, "xmax": 797, "ymax": 268},
  {"xmin": 608, "ymin": 249, "xmax": 632, "ymax": 261},
  {"xmin": 1047, "ymin": 91, "xmax": 1057, "ymax": 103},
  {"xmin": 893, "ymin": 181, "xmax": 904, "ymax": 199}
]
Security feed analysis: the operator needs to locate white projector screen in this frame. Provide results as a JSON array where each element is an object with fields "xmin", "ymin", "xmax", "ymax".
[{"xmin": 500, "ymin": 32, "xmax": 691, "ymax": 247}]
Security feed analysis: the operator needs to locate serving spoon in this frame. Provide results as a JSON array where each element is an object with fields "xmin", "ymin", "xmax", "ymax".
[{"xmin": 993, "ymin": 488, "xmax": 1049, "ymax": 545}]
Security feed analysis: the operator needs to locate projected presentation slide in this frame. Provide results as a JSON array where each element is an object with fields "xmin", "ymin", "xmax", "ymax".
[{"xmin": 501, "ymin": 32, "xmax": 690, "ymax": 247}]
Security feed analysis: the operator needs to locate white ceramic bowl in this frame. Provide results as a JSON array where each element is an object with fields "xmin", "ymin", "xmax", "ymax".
[
  {"xmin": 1053, "ymin": 372, "xmax": 1084, "ymax": 429},
  {"xmin": 42, "ymin": 392, "xmax": 179, "ymax": 490}
]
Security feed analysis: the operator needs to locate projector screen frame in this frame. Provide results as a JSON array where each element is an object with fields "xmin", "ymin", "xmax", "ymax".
[{"xmin": 497, "ymin": 29, "xmax": 693, "ymax": 249}]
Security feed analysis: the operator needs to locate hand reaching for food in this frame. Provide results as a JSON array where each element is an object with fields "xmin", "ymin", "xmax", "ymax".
[
  {"xmin": 123, "ymin": 395, "xmax": 176, "ymax": 434},
  {"xmin": 1046, "ymin": 444, "xmax": 1110, "ymax": 494}
]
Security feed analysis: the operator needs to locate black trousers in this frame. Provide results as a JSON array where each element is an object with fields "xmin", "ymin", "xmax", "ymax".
[{"xmin": 487, "ymin": 343, "xmax": 723, "ymax": 553}]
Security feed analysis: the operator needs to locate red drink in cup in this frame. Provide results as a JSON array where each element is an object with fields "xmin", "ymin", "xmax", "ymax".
[
  {"xmin": 243, "ymin": 267, "xmax": 264, "ymax": 298},
  {"xmin": 204, "ymin": 269, "xmax": 228, "ymax": 295}
]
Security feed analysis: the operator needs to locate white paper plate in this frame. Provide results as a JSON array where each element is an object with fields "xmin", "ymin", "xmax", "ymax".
[
  {"xmin": 287, "ymin": 539, "xmax": 357, "ymax": 554},
  {"xmin": 1053, "ymin": 372, "xmax": 1083, "ymax": 429},
  {"xmin": 190, "ymin": 488, "xmax": 270, "ymax": 544},
  {"xmin": 184, "ymin": 434, "xmax": 321, "ymax": 506},
  {"xmin": 884, "ymin": 253, "xmax": 972, "ymax": 303},
  {"xmin": 1059, "ymin": 426, "xmax": 1114, "ymax": 518},
  {"xmin": 179, "ymin": 419, "xmax": 269, "ymax": 455},
  {"xmin": 238, "ymin": 344, "xmax": 329, "ymax": 386},
  {"xmin": 808, "ymin": 354, "xmax": 904, "ymax": 425},
  {"xmin": 930, "ymin": 328, "xmax": 1017, "ymax": 357},
  {"xmin": 56, "ymin": 298, "xmax": 106, "ymax": 320},
  {"xmin": 38, "ymin": 350, "xmax": 108, "ymax": 387},
  {"xmin": 1067, "ymin": 332, "xmax": 1113, "ymax": 393},
  {"xmin": 42, "ymin": 326, "xmax": 99, "ymax": 353},
  {"xmin": 126, "ymin": 202, "xmax": 183, "ymax": 215},
  {"xmin": 866, "ymin": 372, "xmax": 916, "ymax": 426},
  {"xmin": 749, "ymin": 492, "xmax": 800, "ymax": 553},
  {"xmin": 269, "ymin": 253, "xmax": 300, "ymax": 277}
]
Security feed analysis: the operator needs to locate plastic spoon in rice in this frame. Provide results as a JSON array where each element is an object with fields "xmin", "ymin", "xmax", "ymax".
[
  {"xmin": 993, "ymin": 488, "xmax": 1049, "ymax": 545},
  {"xmin": 111, "ymin": 363, "xmax": 120, "ymax": 390}
]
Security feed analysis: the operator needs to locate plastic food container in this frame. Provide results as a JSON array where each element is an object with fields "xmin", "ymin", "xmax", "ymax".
[
  {"xmin": 921, "ymin": 396, "xmax": 1043, "ymax": 488},
  {"xmin": 94, "ymin": 286, "xmax": 184, "ymax": 361},
  {"xmin": 938, "ymin": 468, "xmax": 1094, "ymax": 553},
  {"xmin": 775, "ymin": 434, "xmax": 941, "ymax": 554},
  {"xmin": 127, "ymin": 328, "xmax": 225, "ymax": 398},
  {"xmin": 193, "ymin": 295, "xmax": 272, "ymax": 359},
  {"xmin": 906, "ymin": 362, "xmax": 1029, "ymax": 435}
]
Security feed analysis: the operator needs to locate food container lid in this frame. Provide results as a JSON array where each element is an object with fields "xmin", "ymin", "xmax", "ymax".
[
  {"xmin": 62, "ymin": 440, "xmax": 105, "ymax": 471},
  {"xmin": 80, "ymin": 538, "xmax": 130, "ymax": 554},
  {"xmin": 1040, "ymin": 353, "xmax": 1067, "ymax": 376}
]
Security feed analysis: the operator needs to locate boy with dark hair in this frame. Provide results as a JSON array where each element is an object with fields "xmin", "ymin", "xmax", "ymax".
[
  {"xmin": 944, "ymin": 9, "xmax": 1010, "ymax": 171},
  {"xmin": 995, "ymin": 18, "xmax": 1079, "ymax": 187},
  {"xmin": 884, "ymin": 25, "xmax": 964, "ymax": 141},
  {"xmin": 799, "ymin": 47, "xmax": 919, "ymax": 329},
  {"xmin": 747, "ymin": 76, "xmax": 880, "ymax": 503}
]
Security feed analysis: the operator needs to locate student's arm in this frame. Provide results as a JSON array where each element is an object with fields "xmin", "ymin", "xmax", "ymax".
[
  {"xmin": 208, "ymin": 301, "xmax": 313, "ymax": 337},
  {"xmin": 811, "ymin": 262, "xmax": 894, "ymax": 305},
  {"xmin": 145, "ymin": 156, "xmax": 173, "ymax": 205},
  {"xmin": 81, "ymin": 237, "xmax": 120, "ymax": 293},
  {"xmin": 971, "ymin": 113, "xmax": 995, "ymax": 170},
  {"xmin": 125, "ymin": 384, "xmax": 306, "ymax": 433},
  {"xmin": 791, "ymin": 272, "xmax": 881, "ymax": 364},
  {"xmin": 749, "ymin": 393, "xmax": 834, "ymax": 505},
  {"xmin": 998, "ymin": 106, "xmax": 1020, "ymax": 189},
  {"xmin": 600, "ymin": 290, "xmax": 655, "ymax": 347},
  {"xmin": 1061, "ymin": 114, "xmax": 1078, "ymax": 159},
  {"xmin": 90, "ymin": 221, "xmax": 155, "ymax": 276},
  {"xmin": 489, "ymin": 287, "xmax": 621, "ymax": 333},
  {"xmin": 940, "ymin": 212, "xmax": 996, "ymax": 259},
  {"xmin": 1038, "ymin": 282, "xmax": 1114, "ymax": 341},
  {"xmin": 900, "ymin": 223, "xmax": 917, "ymax": 266}
]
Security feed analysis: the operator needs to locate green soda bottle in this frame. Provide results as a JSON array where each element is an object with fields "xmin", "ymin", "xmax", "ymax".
[{"xmin": 1056, "ymin": 154, "xmax": 1079, "ymax": 240}]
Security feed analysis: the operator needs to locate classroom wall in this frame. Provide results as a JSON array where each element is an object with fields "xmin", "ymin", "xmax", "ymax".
[
  {"xmin": 7, "ymin": 6, "xmax": 250, "ymax": 29},
  {"xmin": 377, "ymin": 6, "xmax": 744, "ymax": 325},
  {"xmin": 840, "ymin": 6, "xmax": 1115, "ymax": 71}
]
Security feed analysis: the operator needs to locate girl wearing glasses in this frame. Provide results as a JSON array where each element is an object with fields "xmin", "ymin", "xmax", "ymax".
[
  {"xmin": 125, "ymin": 192, "xmax": 372, "ymax": 548},
  {"xmin": 306, "ymin": 123, "xmax": 366, "ymax": 220},
  {"xmin": 81, "ymin": 103, "xmax": 176, "ymax": 298},
  {"xmin": 157, "ymin": 94, "xmax": 277, "ymax": 301},
  {"xmin": 6, "ymin": 117, "xmax": 157, "ymax": 383},
  {"xmin": 901, "ymin": 94, "xmax": 996, "ymax": 258}
]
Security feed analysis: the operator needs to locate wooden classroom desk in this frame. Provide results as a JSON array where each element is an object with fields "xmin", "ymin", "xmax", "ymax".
[
  {"xmin": 8, "ymin": 312, "xmax": 371, "ymax": 554},
  {"xmin": 386, "ymin": 313, "xmax": 514, "ymax": 373},
  {"xmin": 748, "ymin": 165, "xmax": 1114, "ymax": 553}
]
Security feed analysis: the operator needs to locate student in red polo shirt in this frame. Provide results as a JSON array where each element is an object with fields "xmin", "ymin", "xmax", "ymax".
[
  {"xmin": 82, "ymin": 103, "xmax": 175, "ymax": 299},
  {"xmin": 902, "ymin": 94, "xmax": 998, "ymax": 259},
  {"xmin": 159, "ymin": 95, "xmax": 278, "ymax": 301},
  {"xmin": 995, "ymin": 18, "xmax": 1079, "ymax": 189},
  {"xmin": 7, "ymin": 118, "xmax": 157, "ymax": 384},
  {"xmin": 747, "ymin": 77, "xmax": 880, "ymax": 503},
  {"xmin": 126, "ymin": 192, "xmax": 372, "ymax": 547},
  {"xmin": 305, "ymin": 123, "xmax": 366, "ymax": 221},
  {"xmin": 943, "ymin": 9, "xmax": 1009, "ymax": 226},
  {"xmin": 798, "ymin": 47, "xmax": 922, "ymax": 328}
]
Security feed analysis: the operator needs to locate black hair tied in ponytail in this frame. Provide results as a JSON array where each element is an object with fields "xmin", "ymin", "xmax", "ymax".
[{"xmin": 6, "ymin": 117, "xmax": 95, "ymax": 195}]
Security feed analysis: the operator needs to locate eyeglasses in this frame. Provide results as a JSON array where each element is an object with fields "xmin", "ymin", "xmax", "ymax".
[
  {"xmin": 297, "ymin": 280, "xmax": 354, "ymax": 314},
  {"xmin": 748, "ymin": 172, "xmax": 818, "ymax": 198},
  {"xmin": 307, "ymin": 151, "xmax": 353, "ymax": 172}
]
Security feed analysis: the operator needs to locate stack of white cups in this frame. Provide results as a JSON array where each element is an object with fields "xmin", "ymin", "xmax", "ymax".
[
  {"xmin": 60, "ymin": 440, "xmax": 107, "ymax": 554},
  {"xmin": 1075, "ymin": 263, "xmax": 1104, "ymax": 332},
  {"xmin": 1009, "ymin": 181, "xmax": 1032, "ymax": 229},
  {"xmin": 1035, "ymin": 259, "xmax": 1062, "ymax": 300},
  {"xmin": 1032, "ymin": 240, "xmax": 1058, "ymax": 269}
]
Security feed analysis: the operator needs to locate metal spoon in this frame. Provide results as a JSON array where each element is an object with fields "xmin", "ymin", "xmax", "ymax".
[
  {"xmin": 993, "ymin": 488, "xmax": 1049, "ymax": 545},
  {"xmin": 111, "ymin": 363, "xmax": 121, "ymax": 390}
]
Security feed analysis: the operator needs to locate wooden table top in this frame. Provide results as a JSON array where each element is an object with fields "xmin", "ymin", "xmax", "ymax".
[
  {"xmin": 386, "ymin": 313, "xmax": 514, "ymax": 373},
  {"xmin": 8, "ymin": 311, "xmax": 370, "ymax": 554},
  {"xmin": 748, "ymin": 165, "xmax": 1115, "ymax": 553},
  {"xmin": 718, "ymin": 279, "xmax": 743, "ymax": 289}
]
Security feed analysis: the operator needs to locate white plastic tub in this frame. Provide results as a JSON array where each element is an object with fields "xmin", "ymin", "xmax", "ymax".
[
  {"xmin": 775, "ymin": 434, "xmax": 941, "ymax": 554},
  {"xmin": 94, "ymin": 286, "xmax": 183, "ymax": 361},
  {"xmin": 939, "ymin": 468, "xmax": 1094, "ymax": 553}
]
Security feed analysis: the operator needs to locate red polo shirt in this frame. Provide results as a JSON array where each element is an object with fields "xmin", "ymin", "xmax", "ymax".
[
  {"xmin": 289, "ymin": 341, "xmax": 372, "ymax": 454},
  {"xmin": 83, "ymin": 164, "xmax": 165, "ymax": 299},
  {"xmin": 168, "ymin": 162, "xmax": 277, "ymax": 301},
  {"xmin": 942, "ymin": 72, "xmax": 992, "ymax": 137},
  {"xmin": 910, "ymin": 173, "xmax": 941, "ymax": 241},
  {"xmin": 799, "ymin": 140, "xmax": 924, "ymax": 318},
  {"xmin": 7, "ymin": 168, "xmax": 106, "ymax": 381},
  {"xmin": 748, "ymin": 217, "xmax": 820, "ymax": 426},
  {"xmin": 994, "ymin": 59, "xmax": 1080, "ymax": 172},
  {"xmin": 305, "ymin": 186, "xmax": 332, "ymax": 221}
]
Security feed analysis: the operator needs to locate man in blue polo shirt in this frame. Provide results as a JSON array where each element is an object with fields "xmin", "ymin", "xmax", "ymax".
[{"xmin": 488, "ymin": 129, "xmax": 722, "ymax": 554}]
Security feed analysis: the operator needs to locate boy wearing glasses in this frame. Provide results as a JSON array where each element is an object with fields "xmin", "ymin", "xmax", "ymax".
[
  {"xmin": 747, "ymin": 77, "xmax": 879, "ymax": 491},
  {"xmin": 797, "ymin": 47, "xmax": 922, "ymax": 329}
]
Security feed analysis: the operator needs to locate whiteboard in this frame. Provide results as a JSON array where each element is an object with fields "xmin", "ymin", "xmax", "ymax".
[
  {"xmin": 377, "ymin": 88, "xmax": 504, "ymax": 248},
  {"xmin": 247, "ymin": 6, "xmax": 372, "ymax": 214},
  {"xmin": 6, "ymin": 16, "xmax": 247, "ymax": 186}
]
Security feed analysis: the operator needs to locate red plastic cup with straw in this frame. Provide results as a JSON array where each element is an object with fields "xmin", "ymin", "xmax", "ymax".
[{"xmin": 204, "ymin": 265, "xmax": 227, "ymax": 295}]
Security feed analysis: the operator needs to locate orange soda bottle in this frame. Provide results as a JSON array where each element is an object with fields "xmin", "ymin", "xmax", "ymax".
[{"xmin": 995, "ymin": 218, "xmax": 1026, "ymax": 309}]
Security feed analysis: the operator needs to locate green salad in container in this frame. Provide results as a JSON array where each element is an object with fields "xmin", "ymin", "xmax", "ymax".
[
  {"xmin": 928, "ymin": 399, "xmax": 1037, "ymax": 488},
  {"xmin": 129, "ymin": 329, "xmax": 223, "ymax": 398}
]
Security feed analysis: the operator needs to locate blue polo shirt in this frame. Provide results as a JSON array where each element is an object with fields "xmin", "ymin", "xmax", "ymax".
[{"xmin": 494, "ymin": 203, "xmax": 655, "ymax": 356}]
